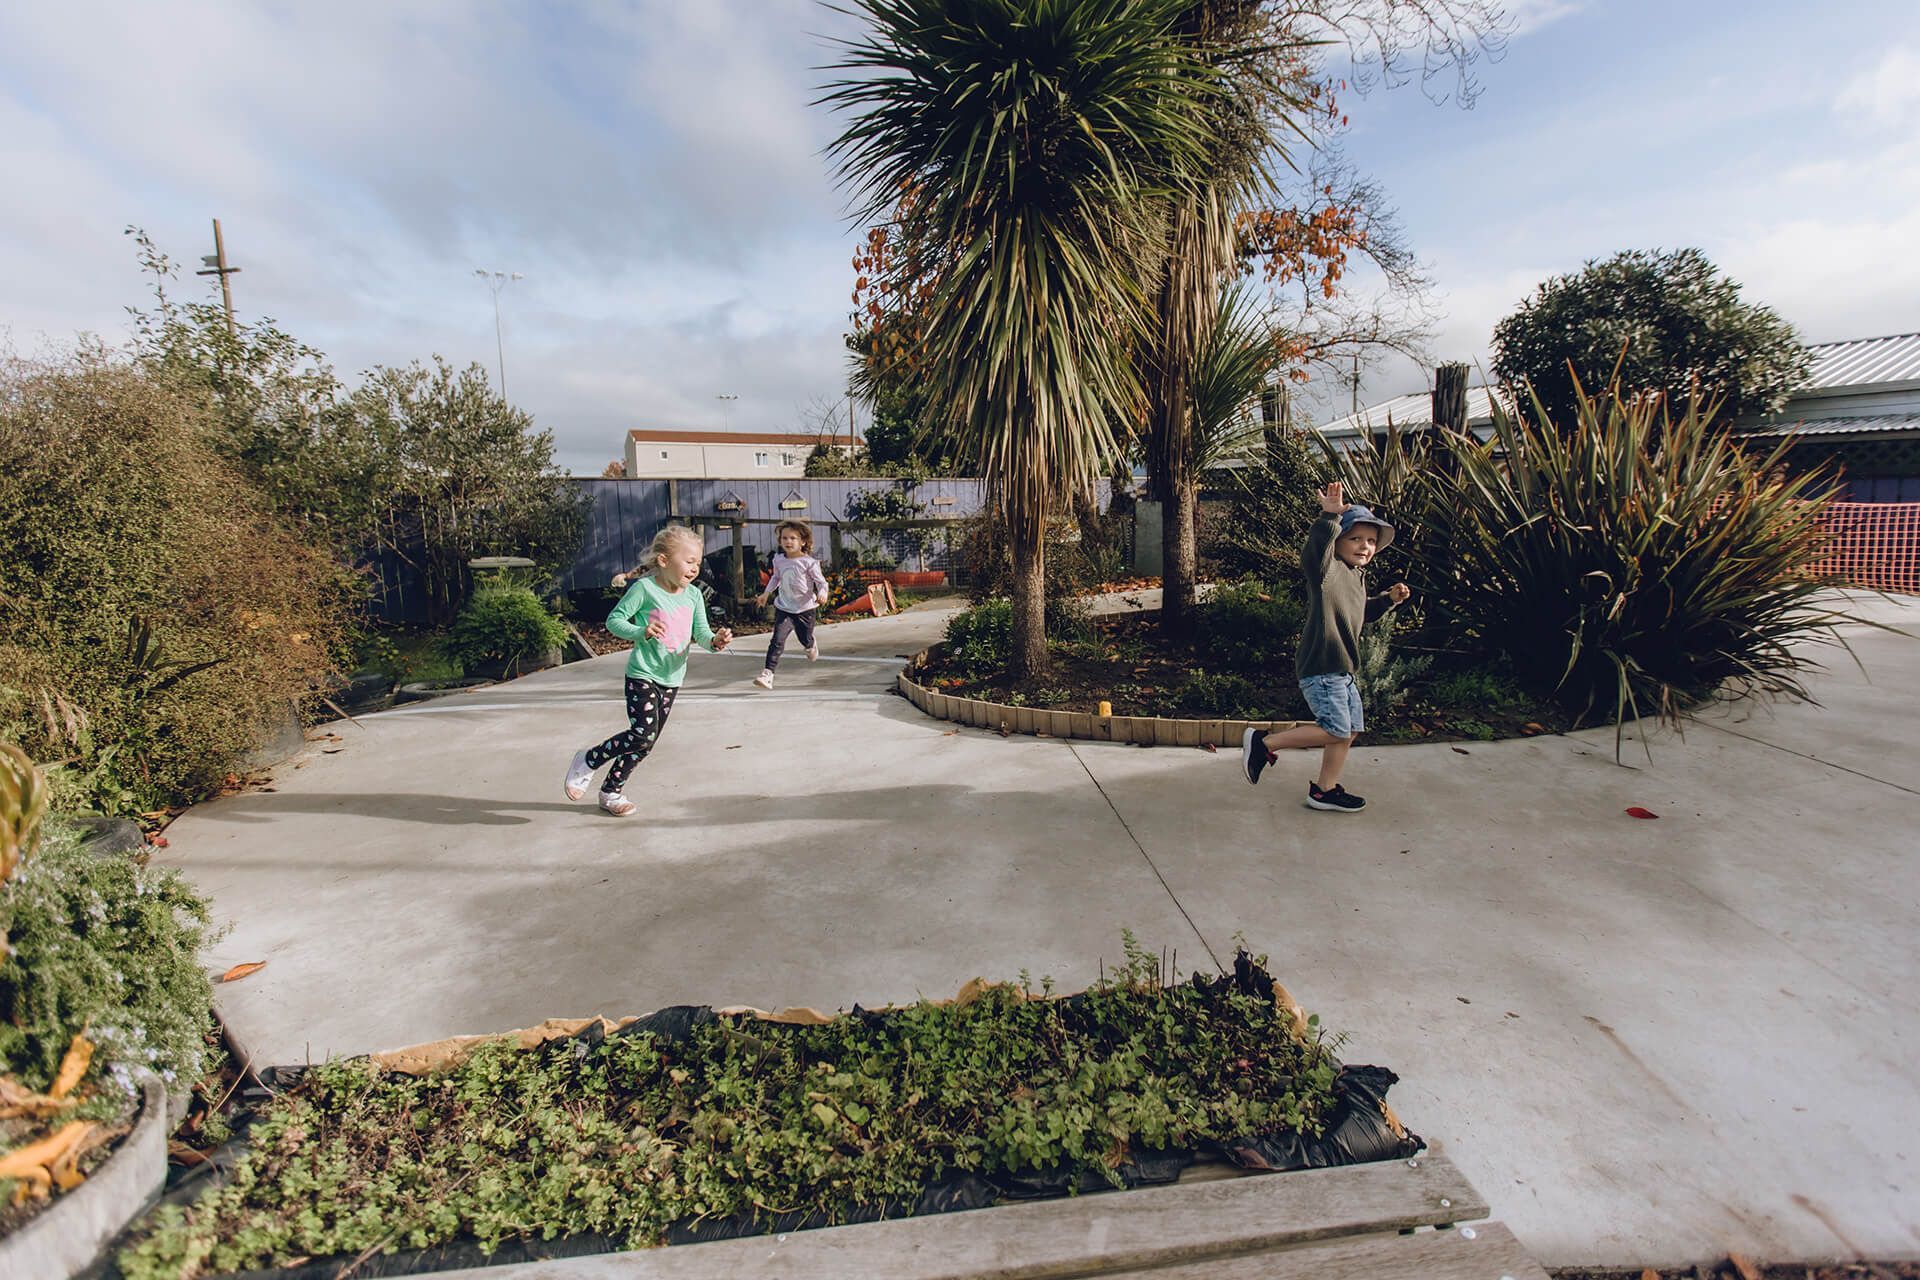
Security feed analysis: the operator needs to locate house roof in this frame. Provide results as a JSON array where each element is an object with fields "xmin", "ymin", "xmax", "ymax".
[
  {"xmin": 1316, "ymin": 385, "xmax": 1507, "ymax": 438},
  {"xmin": 628, "ymin": 429, "xmax": 857, "ymax": 446},
  {"xmin": 1800, "ymin": 332, "xmax": 1920, "ymax": 394},
  {"xmin": 1736, "ymin": 413, "xmax": 1920, "ymax": 439}
]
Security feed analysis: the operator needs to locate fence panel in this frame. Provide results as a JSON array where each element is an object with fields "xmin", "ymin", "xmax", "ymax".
[{"xmin": 1809, "ymin": 501, "xmax": 1920, "ymax": 594}]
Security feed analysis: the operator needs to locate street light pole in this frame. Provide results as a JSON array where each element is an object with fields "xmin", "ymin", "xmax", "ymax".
[
  {"xmin": 196, "ymin": 218, "xmax": 241, "ymax": 337},
  {"xmin": 474, "ymin": 269, "xmax": 524, "ymax": 398},
  {"xmin": 715, "ymin": 394, "xmax": 738, "ymax": 430}
]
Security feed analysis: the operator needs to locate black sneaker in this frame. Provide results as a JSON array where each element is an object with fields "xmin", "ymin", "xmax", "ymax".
[
  {"xmin": 1241, "ymin": 727, "xmax": 1275, "ymax": 784},
  {"xmin": 1305, "ymin": 782, "xmax": 1366, "ymax": 813}
]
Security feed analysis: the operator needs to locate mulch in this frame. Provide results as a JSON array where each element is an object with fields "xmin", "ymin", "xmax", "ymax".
[{"xmin": 1552, "ymin": 1262, "xmax": 1919, "ymax": 1280}]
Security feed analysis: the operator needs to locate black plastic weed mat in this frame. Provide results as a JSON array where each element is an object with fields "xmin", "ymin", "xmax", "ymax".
[{"xmin": 133, "ymin": 954, "xmax": 1423, "ymax": 1280}]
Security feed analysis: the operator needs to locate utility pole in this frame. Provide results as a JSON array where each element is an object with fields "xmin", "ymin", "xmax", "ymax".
[
  {"xmin": 196, "ymin": 218, "xmax": 240, "ymax": 336},
  {"xmin": 473, "ymin": 269, "xmax": 524, "ymax": 398}
]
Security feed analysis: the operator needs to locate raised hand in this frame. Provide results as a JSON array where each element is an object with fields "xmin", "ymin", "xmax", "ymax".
[
  {"xmin": 1387, "ymin": 582, "xmax": 1411, "ymax": 604},
  {"xmin": 1318, "ymin": 481, "xmax": 1347, "ymax": 514}
]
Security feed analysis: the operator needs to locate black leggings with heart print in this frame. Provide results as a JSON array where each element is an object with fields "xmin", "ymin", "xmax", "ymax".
[{"xmin": 585, "ymin": 677, "xmax": 678, "ymax": 794}]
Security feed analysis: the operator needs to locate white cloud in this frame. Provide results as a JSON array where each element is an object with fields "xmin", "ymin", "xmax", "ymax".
[{"xmin": 1835, "ymin": 45, "xmax": 1920, "ymax": 130}]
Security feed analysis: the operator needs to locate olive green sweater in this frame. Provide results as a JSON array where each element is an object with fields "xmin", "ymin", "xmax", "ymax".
[{"xmin": 1295, "ymin": 512, "xmax": 1396, "ymax": 678}]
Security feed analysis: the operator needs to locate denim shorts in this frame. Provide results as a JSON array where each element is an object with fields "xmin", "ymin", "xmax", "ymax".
[{"xmin": 1299, "ymin": 672, "xmax": 1364, "ymax": 738}]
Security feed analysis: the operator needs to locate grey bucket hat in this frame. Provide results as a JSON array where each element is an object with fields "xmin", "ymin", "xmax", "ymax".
[{"xmin": 1339, "ymin": 505, "xmax": 1396, "ymax": 551}]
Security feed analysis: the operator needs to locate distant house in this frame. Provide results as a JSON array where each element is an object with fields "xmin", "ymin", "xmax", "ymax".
[
  {"xmin": 1735, "ymin": 332, "xmax": 1920, "ymax": 502},
  {"xmin": 623, "ymin": 429, "xmax": 858, "ymax": 480},
  {"xmin": 1313, "ymin": 384, "xmax": 1507, "ymax": 452},
  {"xmin": 1310, "ymin": 333, "xmax": 1920, "ymax": 501}
]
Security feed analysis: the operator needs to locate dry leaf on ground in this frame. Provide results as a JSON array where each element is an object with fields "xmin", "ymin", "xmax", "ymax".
[
  {"xmin": 1625, "ymin": 806, "xmax": 1660, "ymax": 820},
  {"xmin": 49, "ymin": 1033, "xmax": 93, "ymax": 1099},
  {"xmin": 219, "ymin": 961, "xmax": 268, "ymax": 983},
  {"xmin": 0, "ymin": 1120, "xmax": 96, "ymax": 1201},
  {"xmin": 0, "ymin": 1077, "xmax": 76, "ymax": 1120}
]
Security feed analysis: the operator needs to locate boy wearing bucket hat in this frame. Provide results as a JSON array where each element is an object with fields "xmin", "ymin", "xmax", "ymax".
[{"xmin": 1241, "ymin": 481, "xmax": 1410, "ymax": 812}]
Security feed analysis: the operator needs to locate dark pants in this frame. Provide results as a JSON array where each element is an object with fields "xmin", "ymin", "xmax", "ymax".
[
  {"xmin": 585, "ymin": 677, "xmax": 677, "ymax": 794},
  {"xmin": 763, "ymin": 608, "xmax": 817, "ymax": 672}
]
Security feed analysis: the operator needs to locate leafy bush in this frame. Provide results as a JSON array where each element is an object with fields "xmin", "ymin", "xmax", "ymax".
[
  {"xmin": 1423, "ymin": 662, "xmax": 1529, "ymax": 715},
  {"xmin": 1205, "ymin": 428, "xmax": 1331, "ymax": 583},
  {"xmin": 1354, "ymin": 620, "xmax": 1429, "ymax": 714},
  {"xmin": 1179, "ymin": 671, "xmax": 1269, "ymax": 720},
  {"xmin": 943, "ymin": 599, "xmax": 1015, "ymax": 676},
  {"xmin": 119, "ymin": 945, "xmax": 1340, "ymax": 1276},
  {"xmin": 0, "ymin": 355, "xmax": 348, "ymax": 814},
  {"xmin": 442, "ymin": 587, "xmax": 567, "ymax": 672},
  {"xmin": 1410, "ymin": 382, "xmax": 1846, "ymax": 739},
  {"xmin": 0, "ymin": 823, "xmax": 218, "ymax": 1105},
  {"xmin": 1491, "ymin": 247, "xmax": 1810, "ymax": 431},
  {"xmin": 1197, "ymin": 580, "xmax": 1304, "ymax": 672}
]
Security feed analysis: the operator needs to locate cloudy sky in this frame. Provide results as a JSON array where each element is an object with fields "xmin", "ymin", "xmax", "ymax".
[{"xmin": 3, "ymin": 1, "xmax": 1916, "ymax": 473}]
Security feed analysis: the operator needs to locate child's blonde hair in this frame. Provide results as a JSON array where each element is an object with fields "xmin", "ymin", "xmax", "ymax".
[
  {"xmin": 647, "ymin": 524, "xmax": 704, "ymax": 566},
  {"xmin": 773, "ymin": 518, "xmax": 815, "ymax": 555}
]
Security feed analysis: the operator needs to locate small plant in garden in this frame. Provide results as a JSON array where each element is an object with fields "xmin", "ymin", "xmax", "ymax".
[
  {"xmin": 1355, "ymin": 622, "xmax": 1430, "ymax": 714},
  {"xmin": 1179, "ymin": 671, "xmax": 1268, "ymax": 720},
  {"xmin": 1197, "ymin": 580, "xmax": 1305, "ymax": 672},
  {"xmin": 943, "ymin": 599, "xmax": 1015, "ymax": 676},
  {"xmin": 1409, "ymin": 380, "xmax": 1849, "ymax": 748},
  {"xmin": 442, "ymin": 586, "xmax": 568, "ymax": 674}
]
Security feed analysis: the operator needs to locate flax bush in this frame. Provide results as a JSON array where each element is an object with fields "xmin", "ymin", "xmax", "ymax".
[
  {"xmin": 0, "ymin": 354, "xmax": 347, "ymax": 813},
  {"xmin": 1410, "ymin": 382, "xmax": 1846, "ymax": 742}
]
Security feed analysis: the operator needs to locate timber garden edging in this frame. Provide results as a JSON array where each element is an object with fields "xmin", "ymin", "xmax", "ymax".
[{"xmin": 897, "ymin": 644, "xmax": 1303, "ymax": 747}]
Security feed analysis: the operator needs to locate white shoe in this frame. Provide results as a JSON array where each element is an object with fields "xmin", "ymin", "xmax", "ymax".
[
  {"xmin": 564, "ymin": 749, "xmax": 594, "ymax": 801},
  {"xmin": 805, "ymin": 645, "xmax": 819, "ymax": 662},
  {"xmin": 753, "ymin": 670, "xmax": 774, "ymax": 689},
  {"xmin": 599, "ymin": 791, "xmax": 636, "ymax": 817}
]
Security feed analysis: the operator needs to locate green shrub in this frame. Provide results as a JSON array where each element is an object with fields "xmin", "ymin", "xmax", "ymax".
[
  {"xmin": 1197, "ymin": 580, "xmax": 1304, "ymax": 671},
  {"xmin": 442, "ymin": 587, "xmax": 567, "ymax": 672},
  {"xmin": 1423, "ymin": 662, "xmax": 1528, "ymax": 715},
  {"xmin": 1410, "ymin": 382, "xmax": 1846, "ymax": 741},
  {"xmin": 1355, "ymin": 621, "xmax": 1429, "ymax": 714},
  {"xmin": 118, "ymin": 944, "xmax": 1340, "ymax": 1276},
  {"xmin": 1205, "ymin": 428, "xmax": 1331, "ymax": 583},
  {"xmin": 1180, "ymin": 671, "xmax": 1268, "ymax": 720},
  {"xmin": 943, "ymin": 599, "xmax": 1014, "ymax": 676},
  {"xmin": 0, "ymin": 823, "xmax": 218, "ymax": 1104},
  {"xmin": 0, "ymin": 355, "xmax": 348, "ymax": 815}
]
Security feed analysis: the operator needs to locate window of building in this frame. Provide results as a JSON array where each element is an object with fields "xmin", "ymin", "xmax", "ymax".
[
  {"xmin": 754, "ymin": 452, "xmax": 769, "ymax": 467},
  {"xmin": 781, "ymin": 452, "xmax": 796, "ymax": 466},
  {"xmin": 659, "ymin": 450, "xmax": 669, "ymax": 459}
]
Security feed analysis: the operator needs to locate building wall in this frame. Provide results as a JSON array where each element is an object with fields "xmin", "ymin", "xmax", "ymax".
[{"xmin": 623, "ymin": 438, "xmax": 841, "ymax": 479}]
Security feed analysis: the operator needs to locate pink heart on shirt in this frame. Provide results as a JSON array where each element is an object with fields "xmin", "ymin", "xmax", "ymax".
[{"xmin": 649, "ymin": 607, "xmax": 693, "ymax": 653}]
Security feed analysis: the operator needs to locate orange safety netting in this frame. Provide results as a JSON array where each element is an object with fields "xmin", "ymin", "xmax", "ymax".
[{"xmin": 1806, "ymin": 501, "xmax": 1920, "ymax": 594}]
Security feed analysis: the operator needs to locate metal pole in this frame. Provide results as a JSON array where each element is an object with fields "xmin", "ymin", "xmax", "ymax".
[{"xmin": 492, "ymin": 287, "xmax": 507, "ymax": 400}]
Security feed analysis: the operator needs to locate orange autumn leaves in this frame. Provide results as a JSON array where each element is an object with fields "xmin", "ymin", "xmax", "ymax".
[{"xmin": 0, "ymin": 1033, "xmax": 112, "ymax": 1205}]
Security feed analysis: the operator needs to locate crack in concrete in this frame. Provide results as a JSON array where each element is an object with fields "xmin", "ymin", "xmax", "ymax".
[
  {"xmin": 1688, "ymin": 716, "xmax": 1920, "ymax": 797},
  {"xmin": 1064, "ymin": 743, "xmax": 1222, "ymax": 973}
]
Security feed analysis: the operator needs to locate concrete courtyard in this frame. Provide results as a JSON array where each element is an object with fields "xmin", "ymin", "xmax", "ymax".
[{"xmin": 156, "ymin": 593, "xmax": 1920, "ymax": 1269}]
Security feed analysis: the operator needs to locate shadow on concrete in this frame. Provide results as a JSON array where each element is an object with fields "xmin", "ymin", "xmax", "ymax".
[{"xmin": 195, "ymin": 793, "xmax": 584, "ymax": 826}]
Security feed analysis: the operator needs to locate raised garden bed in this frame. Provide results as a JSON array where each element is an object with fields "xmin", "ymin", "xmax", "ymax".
[
  {"xmin": 914, "ymin": 609, "xmax": 1582, "ymax": 746},
  {"xmin": 109, "ymin": 949, "xmax": 1421, "ymax": 1278}
]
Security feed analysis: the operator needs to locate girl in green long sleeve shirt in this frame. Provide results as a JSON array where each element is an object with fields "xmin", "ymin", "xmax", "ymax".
[{"xmin": 564, "ymin": 525, "xmax": 732, "ymax": 816}]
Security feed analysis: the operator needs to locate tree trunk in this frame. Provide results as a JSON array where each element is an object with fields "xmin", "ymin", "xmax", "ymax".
[
  {"xmin": 1007, "ymin": 519, "xmax": 1049, "ymax": 681},
  {"xmin": 1163, "ymin": 473, "xmax": 1198, "ymax": 629}
]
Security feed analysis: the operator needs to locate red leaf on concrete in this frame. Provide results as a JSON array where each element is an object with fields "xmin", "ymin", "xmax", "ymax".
[
  {"xmin": 1625, "ymin": 807, "xmax": 1659, "ymax": 820},
  {"xmin": 219, "ymin": 961, "xmax": 267, "ymax": 983}
]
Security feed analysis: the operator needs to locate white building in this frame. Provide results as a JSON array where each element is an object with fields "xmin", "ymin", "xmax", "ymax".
[{"xmin": 623, "ymin": 429, "xmax": 858, "ymax": 480}]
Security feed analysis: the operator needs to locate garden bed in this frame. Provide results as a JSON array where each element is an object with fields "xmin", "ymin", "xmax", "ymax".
[
  {"xmin": 110, "ymin": 948, "xmax": 1420, "ymax": 1278},
  {"xmin": 915, "ymin": 609, "xmax": 1581, "ymax": 745}
]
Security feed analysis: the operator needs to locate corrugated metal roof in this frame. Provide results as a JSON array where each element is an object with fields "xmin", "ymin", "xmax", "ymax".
[
  {"xmin": 629, "ymin": 429, "xmax": 856, "ymax": 446},
  {"xmin": 1316, "ymin": 385, "xmax": 1506, "ymax": 437},
  {"xmin": 1736, "ymin": 413, "xmax": 1920, "ymax": 439},
  {"xmin": 1802, "ymin": 333, "xmax": 1920, "ymax": 392}
]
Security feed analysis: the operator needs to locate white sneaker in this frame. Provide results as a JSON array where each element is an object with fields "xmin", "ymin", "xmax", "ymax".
[
  {"xmin": 753, "ymin": 670, "xmax": 774, "ymax": 689},
  {"xmin": 598, "ymin": 791, "xmax": 636, "ymax": 817},
  {"xmin": 805, "ymin": 645, "xmax": 819, "ymax": 662},
  {"xmin": 564, "ymin": 749, "xmax": 594, "ymax": 801}
]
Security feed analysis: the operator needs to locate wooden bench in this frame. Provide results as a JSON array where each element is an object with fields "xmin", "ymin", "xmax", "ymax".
[{"xmin": 433, "ymin": 1144, "xmax": 1548, "ymax": 1279}]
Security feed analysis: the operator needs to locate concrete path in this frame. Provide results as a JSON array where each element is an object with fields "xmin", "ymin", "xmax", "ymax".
[{"xmin": 157, "ymin": 594, "xmax": 1920, "ymax": 1268}]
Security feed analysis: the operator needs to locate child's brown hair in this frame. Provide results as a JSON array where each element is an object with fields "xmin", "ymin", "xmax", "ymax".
[{"xmin": 773, "ymin": 518, "xmax": 814, "ymax": 555}]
